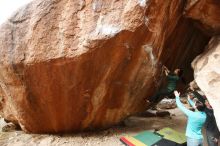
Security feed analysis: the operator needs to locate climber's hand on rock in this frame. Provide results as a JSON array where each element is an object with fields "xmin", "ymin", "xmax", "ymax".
[
  {"xmin": 162, "ymin": 65, "xmax": 170, "ymax": 76},
  {"xmin": 162, "ymin": 65, "xmax": 167, "ymax": 69},
  {"xmin": 162, "ymin": 65, "xmax": 169, "ymax": 71}
]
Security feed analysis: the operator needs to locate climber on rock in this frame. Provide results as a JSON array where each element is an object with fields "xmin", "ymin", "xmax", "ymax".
[{"xmin": 145, "ymin": 65, "xmax": 183, "ymax": 105}]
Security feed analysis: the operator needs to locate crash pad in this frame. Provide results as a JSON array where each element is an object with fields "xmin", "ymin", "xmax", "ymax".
[
  {"xmin": 120, "ymin": 131, "xmax": 162, "ymax": 146},
  {"xmin": 156, "ymin": 127, "xmax": 186, "ymax": 144}
]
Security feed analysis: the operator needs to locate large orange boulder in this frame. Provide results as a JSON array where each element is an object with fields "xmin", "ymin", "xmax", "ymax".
[{"xmin": 0, "ymin": 0, "xmax": 209, "ymax": 133}]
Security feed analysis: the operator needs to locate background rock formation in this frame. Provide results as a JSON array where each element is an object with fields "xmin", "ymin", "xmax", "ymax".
[
  {"xmin": 187, "ymin": 0, "xmax": 220, "ymax": 129},
  {"xmin": 193, "ymin": 37, "xmax": 220, "ymax": 129},
  {"xmin": 185, "ymin": 0, "xmax": 220, "ymax": 35},
  {"xmin": 0, "ymin": 0, "xmax": 210, "ymax": 133}
]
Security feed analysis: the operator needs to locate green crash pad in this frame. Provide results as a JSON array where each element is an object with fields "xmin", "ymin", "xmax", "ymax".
[
  {"xmin": 133, "ymin": 131, "xmax": 162, "ymax": 146},
  {"xmin": 156, "ymin": 127, "xmax": 186, "ymax": 144}
]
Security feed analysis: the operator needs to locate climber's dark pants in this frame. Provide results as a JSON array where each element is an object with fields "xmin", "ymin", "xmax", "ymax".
[{"xmin": 149, "ymin": 88, "xmax": 173, "ymax": 103}]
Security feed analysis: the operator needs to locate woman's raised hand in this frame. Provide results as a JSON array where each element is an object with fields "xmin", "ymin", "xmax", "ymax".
[{"xmin": 174, "ymin": 90, "xmax": 180, "ymax": 97}]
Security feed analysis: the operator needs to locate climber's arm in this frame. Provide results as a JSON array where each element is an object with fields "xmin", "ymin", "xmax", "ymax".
[
  {"xmin": 174, "ymin": 91, "xmax": 195, "ymax": 117},
  {"xmin": 162, "ymin": 65, "xmax": 170, "ymax": 76},
  {"xmin": 187, "ymin": 95, "xmax": 196, "ymax": 108}
]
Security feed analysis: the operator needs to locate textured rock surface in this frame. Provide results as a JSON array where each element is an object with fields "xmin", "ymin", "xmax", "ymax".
[
  {"xmin": 192, "ymin": 36, "xmax": 220, "ymax": 129},
  {"xmin": 0, "ymin": 0, "xmax": 209, "ymax": 133},
  {"xmin": 185, "ymin": 0, "xmax": 220, "ymax": 35},
  {"xmin": 187, "ymin": 0, "xmax": 220, "ymax": 129}
]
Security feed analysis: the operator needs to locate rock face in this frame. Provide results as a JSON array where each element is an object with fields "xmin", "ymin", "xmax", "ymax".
[
  {"xmin": 192, "ymin": 36, "xmax": 220, "ymax": 129},
  {"xmin": 0, "ymin": 0, "xmax": 209, "ymax": 133},
  {"xmin": 185, "ymin": 0, "xmax": 220, "ymax": 35},
  {"xmin": 187, "ymin": 0, "xmax": 220, "ymax": 130}
]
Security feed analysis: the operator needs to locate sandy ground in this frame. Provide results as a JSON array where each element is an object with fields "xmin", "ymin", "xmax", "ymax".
[{"xmin": 0, "ymin": 107, "xmax": 210, "ymax": 146}]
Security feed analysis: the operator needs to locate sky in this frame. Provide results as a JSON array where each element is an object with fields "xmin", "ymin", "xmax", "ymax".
[{"xmin": 0, "ymin": 0, "xmax": 33, "ymax": 25}]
